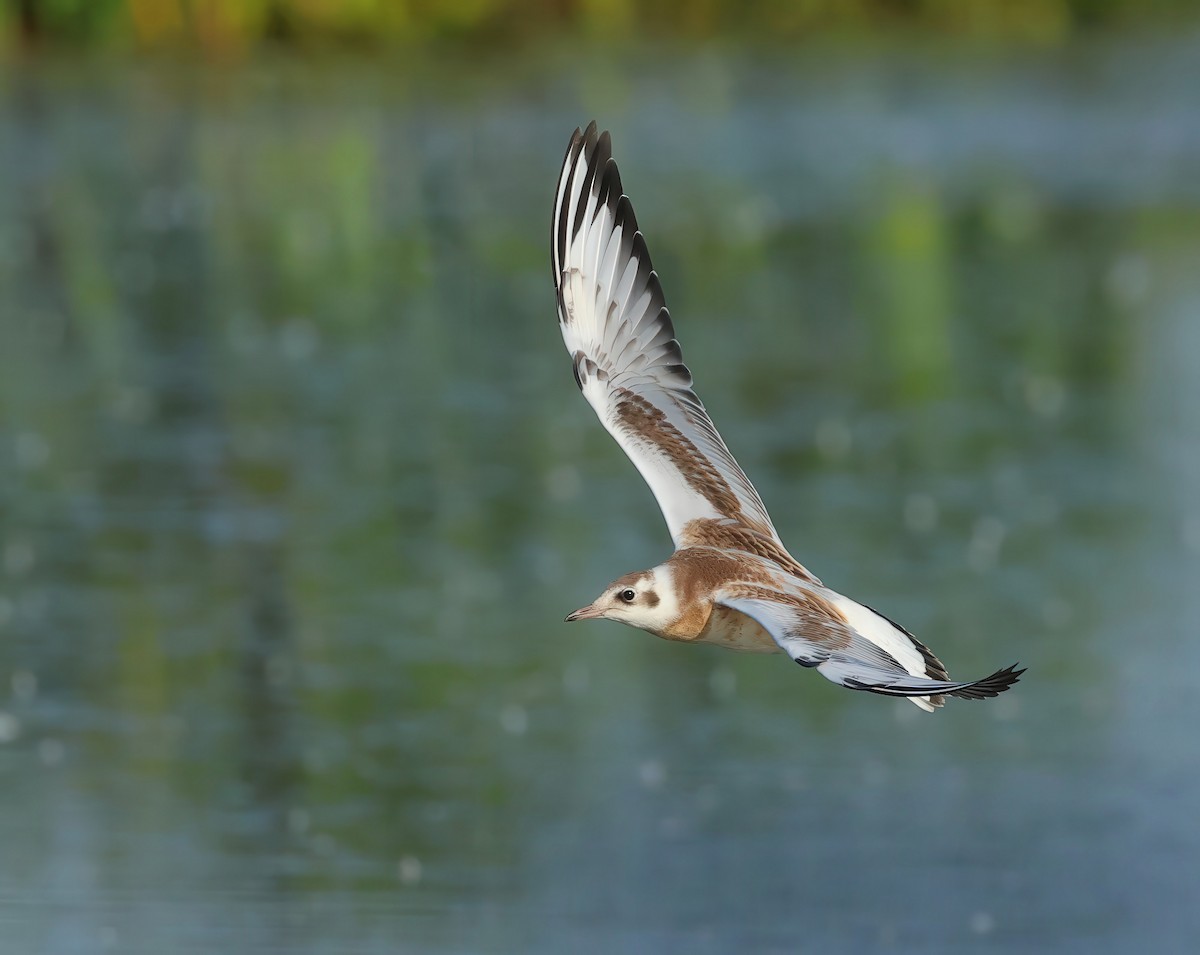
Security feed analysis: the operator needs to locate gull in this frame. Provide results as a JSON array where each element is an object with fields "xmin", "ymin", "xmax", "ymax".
[{"xmin": 552, "ymin": 122, "xmax": 1023, "ymax": 711}]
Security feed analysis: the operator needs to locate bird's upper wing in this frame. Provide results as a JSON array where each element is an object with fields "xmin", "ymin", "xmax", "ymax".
[
  {"xmin": 552, "ymin": 122, "xmax": 779, "ymax": 546},
  {"xmin": 714, "ymin": 583, "xmax": 1024, "ymax": 711}
]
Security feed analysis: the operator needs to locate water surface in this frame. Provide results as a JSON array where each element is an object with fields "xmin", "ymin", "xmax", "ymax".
[{"xmin": 1, "ymin": 36, "xmax": 1199, "ymax": 953}]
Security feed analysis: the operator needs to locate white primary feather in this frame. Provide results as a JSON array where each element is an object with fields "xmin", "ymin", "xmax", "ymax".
[
  {"xmin": 552, "ymin": 122, "xmax": 779, "ymax": 546},
  {"xmin": 825, "ymin": 595, "xmax": 927, "ymax": 674},
  {"xmin": 824, "ymin": 594, "xmax": 936, "ymax": 710}
]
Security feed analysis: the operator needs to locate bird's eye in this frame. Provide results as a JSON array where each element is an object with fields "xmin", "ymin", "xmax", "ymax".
[{"xmin": 619, "ymin": 588, "xmax": 636, "ymax": 603}]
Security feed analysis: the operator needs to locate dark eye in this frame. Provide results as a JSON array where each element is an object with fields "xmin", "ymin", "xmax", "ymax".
[{"xmin": 619, "ymin": 588, "xmax": 636, "ymax": 603}]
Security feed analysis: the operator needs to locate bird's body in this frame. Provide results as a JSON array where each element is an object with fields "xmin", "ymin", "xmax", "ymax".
[{"xmin": 553, "ymin": 122, "xmax": 1022, "ymax": 711}]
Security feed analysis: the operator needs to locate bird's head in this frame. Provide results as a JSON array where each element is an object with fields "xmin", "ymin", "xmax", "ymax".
[{"xmin": 565, "ymin": 566, "xmax": 677, "ymax": 635}]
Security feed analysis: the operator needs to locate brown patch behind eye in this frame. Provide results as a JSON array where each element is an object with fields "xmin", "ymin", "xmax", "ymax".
[{"xmin": 643, "ymin": 590, "xmax": 659, "ymax": 608}]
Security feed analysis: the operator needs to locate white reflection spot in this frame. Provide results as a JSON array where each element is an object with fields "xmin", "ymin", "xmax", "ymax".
[
  {"xmin": 398, "ymin": 855, "xmax": 423, "ymax": 886},
  {"xmin": 0, "ymin": 712, "xmax": 20, "ymax": 743},
  {"xmin": 639, "ymin": 759, "xmax": 666, "ymax": 790},
  {"xmin": 39, "ymin": 737, "xmax": 65, "ymax": 766},
  {"xmin": 500, "ymin": 703, "xmax": 528, "ymax": 736},
  {"xmin": 1024, "ymin": 374, "xmax": 1065, "ymax": 419}
]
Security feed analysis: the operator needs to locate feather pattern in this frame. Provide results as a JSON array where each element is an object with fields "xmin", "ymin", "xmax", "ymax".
[
  {"xmin": 716, "ymin": 585, "xmax": 1024, "ymax": 711},
  {"xmin": 552, "ymin": 122, "xmax": 778, "ymax": 545}
]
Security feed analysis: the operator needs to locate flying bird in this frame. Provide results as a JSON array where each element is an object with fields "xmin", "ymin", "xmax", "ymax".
[{"xmin": 552, "ymin": 122, "xmax": 1022, "ymax": 711}]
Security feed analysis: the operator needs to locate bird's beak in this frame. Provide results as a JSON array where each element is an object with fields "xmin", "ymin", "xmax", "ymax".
[{"xmin": 565, "ymin": 603, "xmax": 604, "ymax": 622}]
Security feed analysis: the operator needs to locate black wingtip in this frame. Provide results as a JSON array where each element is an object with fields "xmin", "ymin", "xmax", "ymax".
[
  {"xmin": 570, "ymin": 126, "xmax": 612, "ymax": 243},
  {"xmin": 553, "ymin": 123, "xmax": 604, "ymax": 273},
  {"xmin": 948, "ymin": 663, "xmax": 1025, "ymax": 701}
]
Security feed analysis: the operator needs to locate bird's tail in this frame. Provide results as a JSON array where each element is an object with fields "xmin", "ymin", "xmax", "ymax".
[{"xmin": 820, "ymin": 659, "xmax": 1026, "ymax": 711}]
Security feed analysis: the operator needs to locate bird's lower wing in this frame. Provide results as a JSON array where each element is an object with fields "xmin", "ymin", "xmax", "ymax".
[
  {"xmin": 715, "ymin": 586, "xmax": 1023, "ymax": 711},
  {"xmin": 552, "ymin": 122, "xmax": 779, "ymax": 546}
]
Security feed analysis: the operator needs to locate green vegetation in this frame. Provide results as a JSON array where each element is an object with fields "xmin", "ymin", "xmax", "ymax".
[{"xmin": 1, "ymin": 0, "xmax": 1196, "ymax": 54}]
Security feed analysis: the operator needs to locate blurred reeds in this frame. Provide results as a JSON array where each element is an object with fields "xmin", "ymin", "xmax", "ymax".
[{"xmin": 2, "ymin": 0, "xmax": 1196, "ymax": 56}]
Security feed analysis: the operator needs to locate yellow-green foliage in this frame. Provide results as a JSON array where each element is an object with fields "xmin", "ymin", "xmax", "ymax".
[{"xmin": 0, "ymin": 0, "xmax": 1192, "ymax": 54}]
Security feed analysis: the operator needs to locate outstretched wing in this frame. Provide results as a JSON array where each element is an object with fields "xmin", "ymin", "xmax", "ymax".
[
  {"xmin": 716, "ymin": 584, "xmax": 1024, "ymax": 712},
  {"xmin": 552, "ymin": 122, "xmax": 779, "ymax": 546}
]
